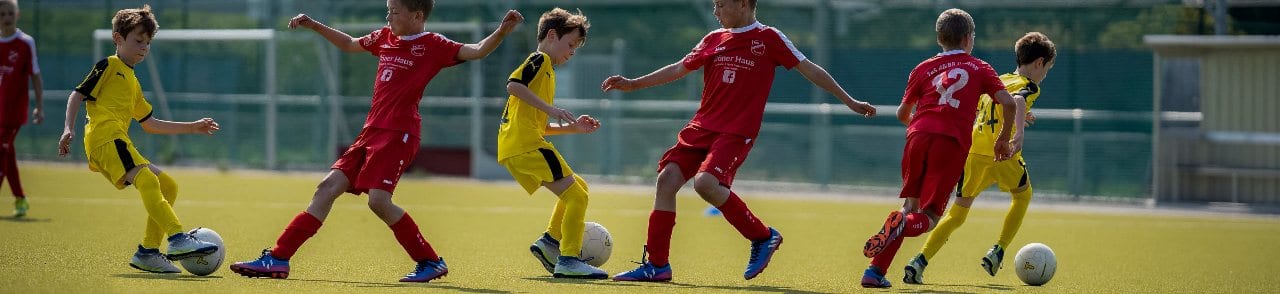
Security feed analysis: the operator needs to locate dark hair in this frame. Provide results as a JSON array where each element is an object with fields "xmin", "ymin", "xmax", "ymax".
[
  {"xmin": 1015, "ymin": 32, "xmax": 1056, "ymax": 66},
  {"xmin": 400, "ymin": 0, "xmax": 434, "ymax": 19},
  {"xmin": 935, "ymin": 8, "xmax": 974, "ymax": 50},
  {"xmin": 537, "ymin": 8, "xmax": 589, "ymax": 45},
  {"xmin": 736, "ymin": 0, "xmax": 757, "ymax": 8},
  {"xmin": 113, "ymin": 4, "xmax": 159, "ymax": 39}
]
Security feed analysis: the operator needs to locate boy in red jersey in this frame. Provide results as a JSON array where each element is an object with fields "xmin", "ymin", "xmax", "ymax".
[
  {"xmin": 603, "ymin": 0, "xmax": 876, "ymax": 282},
  {"xmin": 858, "ymin": 8, "xmax": 1027, "ymax": 288},
  {"xmin": 0, "ymin": 0, "xmax": 42, "ymax": 217},
  {"xmin": 229, "ymin": 0, "xmax": 522, "ymax": 283}
]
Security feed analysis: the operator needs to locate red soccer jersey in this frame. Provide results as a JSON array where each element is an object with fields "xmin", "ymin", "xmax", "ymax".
[
  {"xmin": 901, "ymin": 50, "xmax": 1004, "ymax": 149},
  {"xmin": 0, "ymin": 30, "xmax": 39, "ymax": 127},
  {"xmin": 357, "ymin": 27, "xmax": 463, "ymax": 136},
  {"xmin": 681, "ymin": 22, "xmax": 805, "ymax": 138}
]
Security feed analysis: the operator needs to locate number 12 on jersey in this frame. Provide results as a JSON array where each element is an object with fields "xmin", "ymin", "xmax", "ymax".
[{"xmin": 932, "ymin": 68, "xmax": 968, "ymax": 108}]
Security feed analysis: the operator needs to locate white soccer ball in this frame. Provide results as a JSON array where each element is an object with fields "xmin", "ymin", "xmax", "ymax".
[
  {"xmin": 1014, "ymin": 243, "xmax": 1057, "ymax": 286},
  {"xmin": 179, "ymin": 227, "xmax": 225, "ymax": 276},
  {"xmin": 579, "ymin": 222, "xmax": 613, "ymax": 267}
]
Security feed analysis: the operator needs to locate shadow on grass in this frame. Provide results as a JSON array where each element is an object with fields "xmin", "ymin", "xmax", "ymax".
[
  {"xmin": 112, "ymin": 273, "xmax": 223, "ymax": 281},
  {"xmin": 539, "ymin": 278, "xmax": 832, "ymax": 294},
  {"xmin": 288, "ymin": 278, "xmax": 510, "ymax": 293},
  {"xmin": 0, "ymin": 216, "xmax": 51, "ymax": 222},
  {"xmin": 889, "ymin": 283, "xmax": 1016, "ymax": 293}
]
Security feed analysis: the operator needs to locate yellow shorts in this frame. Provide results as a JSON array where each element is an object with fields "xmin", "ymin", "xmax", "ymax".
[
  {"xmin": 958, "ymin": 153, "xmax": 1030, "ymax": 198},
  {"xmin": 87, "ymin": 138, "xmax": 151, "ymax": 190},
  {"xmin": 500, "ymin": 147, "xmax": 574, "ymax": 194}
]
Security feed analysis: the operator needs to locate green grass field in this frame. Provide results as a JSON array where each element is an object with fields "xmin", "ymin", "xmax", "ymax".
[{"xmin": 2, "ymin": 163, "xmax": 1278, "ymax": 293}]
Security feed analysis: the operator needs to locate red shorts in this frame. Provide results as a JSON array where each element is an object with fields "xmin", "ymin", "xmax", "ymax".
[
  {"xmin": 900, "ymin": 132, "xmax": 967, "ymax": 216},
  {"xmin": 332, "ymin": 127, "xmax": 419, "ymax": 195},
  {"xmin": 657, "ymin": 125, "xmax": 754, "ymax": 187}
]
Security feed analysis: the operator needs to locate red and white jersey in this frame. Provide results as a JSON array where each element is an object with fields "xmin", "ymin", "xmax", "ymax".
[
  {"xmin": 901, "ymin": 50, "xmax": 1004, "ymax": 149},
  {"xmin": 681, "ymin": 22, "xmax": 805, "ymax": 138},
  {"xmin": 0, "ymin": 29, "xmax": 39, "ymax": 127},
  {"xmin": 357, "ymin": 26, "xmax": 463, "ymax": 136}
]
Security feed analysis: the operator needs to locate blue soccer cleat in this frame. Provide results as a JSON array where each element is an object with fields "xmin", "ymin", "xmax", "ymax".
[
  {"xmin": 903, "ymin": 253, "xmax": 928, "ymax": 284},
  {"xmin": 744, "ymin": 227, "xmax": 783, "ymax": 280},
  {"xmin": 129, "ymin": 245, "xmax": 180, "ymax": 273},
  {"xmin": 982, "ymin": 244, "xmax": 1005, "ymax": 276},
  {"xmin": 13, "ymin": 198, "xmax": 28, "ymax": 218},
  {"xmin": 401, "ymin": 258, "xmax": 448, "ymax": 282},
  {"xmin": 229, "ymin": 249, "xmax": 290, "ymax": 279},
  {"xmin": 165, "ymin": 232, "xmax": 218, "ymax": 260},
  {"xmin": 612, "ymin": 247, "xmax": 673, "ymax": 282},
  {"xmin": 530, "ymin": 232, "xmax": 560, "ymax": 274},
  {"xmin": 861, "ymin": 266, "xmax": 892, "ymax": 288},
  {"xmin": 864, "ymin": 211, "xmax": 905, "ymax": 258},
  {"xmin": 553, "ymin": 256, "xmax": 608, "ymax": 279}
]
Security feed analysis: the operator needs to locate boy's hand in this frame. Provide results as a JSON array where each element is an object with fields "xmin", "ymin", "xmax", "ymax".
[
  {"xmin": 570, "ymin": 115, "xmax": 601, "ymax": 133},
  {"xmin": 192, "ymin": 118, "xmax": 220, "ymax": 135},
  {"xmin": 288, "ymin": 14, "xmax": 315, "ymax": 30},
  {"xmin": 993, "ymin": 138, "xmax": 1013, "ymax": 161},
  {"xmin": 496, "ymin": 10, "xmax": 523, "ymax": 35},
  {"xmin": 601, "ymin": 76, "xmax": 635, "ymax": 92},
  {"xmin": 58, "ymin": 131, "xmax": 73, "ymax": 157},
  {"xmin": 31, "ymin": 108, "xmax": 43, "ymax": 124},
  {"xmin": 848, "ymin": 100, "xmax": 876, "ymax": 119},
  {"xmin": 548, "ymin": 107, "xmax": 575, "ymax": 125},
  {"xmin": 1026, "ymin": 111, "xmax": 1036, "ymax": 126}
]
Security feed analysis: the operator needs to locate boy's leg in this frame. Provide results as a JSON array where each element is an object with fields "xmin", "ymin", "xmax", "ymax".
[
  {"xmin": 921, "ymin": 196, "xmax": 973, "ymax": 261},
  {"xmin": 545, "ymin": 175, "xmax": 588, "ymax": 258},
  {"xmin": 646, "ymin": 163, "xmax": 684, "ymax": 267},
  {"xmin": 368, "ymin": 190, "xmax": 440, "ymax": 263},
  {"xmin": 694, "ymin": 174, "xmax": 770, "ymax": 241},
  {"xmin": 131, "ymin": 167, "xmax": 183, "ymax": 238},
  {"xmin": 142, "ymin": 167, "xmax": 181, "ymax": 249},
  {"xmin": 0, "ymin": 127, "xmax": 24, "ymax": 199},
  {"xmin": 999, "ymin": 187, "xmax": 1032, "ymax": 248},
  {"xmin": 270, "ymin": 169, "xmax": 348, "ymax": 260}
]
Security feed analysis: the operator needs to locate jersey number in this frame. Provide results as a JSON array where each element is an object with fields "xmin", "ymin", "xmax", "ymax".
[
  {"xmin": 380, "ymin": 69, "xmax": 394, "ymax": 82},
  {"xmin": 722, "ymin": 69, "xmax": 737, "ymax": 84},
  {"xmin": 932, "ymin": 68, "xmax": 969, "ymax": 108}
]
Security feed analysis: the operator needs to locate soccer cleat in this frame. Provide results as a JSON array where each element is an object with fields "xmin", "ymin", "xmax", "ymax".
[
  {"xmin": 229, "ymin": 249, "xmax": 290, "ymax": 279},
  {"xmin": 744, "ymin": 227, "xmax": 783, "ymax": 280},
  {"xmin": 13, "ymin": 198, "xmax": 28, "ymax": 218},
  {"xmin": 863, "ymin": 210, "xmax": 905, "ymax": 258},
  {"xmin": 165, "ymin": 232, "xmax": 219, "ymax": 260},
  {"xmin": 530, "ymin": 232, "xmax": 561, "ymax": 274},
  {"xmin": 982, "ymin": 244, "xmax": 1005, "ymax": 276},
  {"xmin": 400, "ymin": 258, "xmax": 448, "ymax": 282},
  {"xmin": 612, "ymin": 247, "xmax": 673, "ymax": 282},
  {"xmin": 860, "ymin": 266, "xmax": 892, "ymax": 288},
  {"xmin": 553, "ymin": 256, "xmax": 608, "ymax": 279},
  {"xmin": 903, "ymin": 253, "xmax": 928, "ymax": 284},
  {"xmin": 129, "ymin": 245, "xmax": 181, "ymax": 273}
]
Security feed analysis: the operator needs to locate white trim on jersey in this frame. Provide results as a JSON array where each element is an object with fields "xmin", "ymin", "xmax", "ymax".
[
  {"xmin": 767, "ymin": 27, "xmax": 808, "ymax": 63},
  {"xmin": 729, "ymin": 21, "xmax": 763, "ymax": 34},
  {"xmin": 399, "ymin": 31, "xmax": 431, "ymax": 41},
  {"xmin": 939, "ymin": 49, "xmax": 967, "ymax": 56}
]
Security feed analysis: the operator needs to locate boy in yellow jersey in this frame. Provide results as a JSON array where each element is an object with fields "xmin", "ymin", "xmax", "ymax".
[
  {"xmin": 499, "ymin": 8, "xmax": 605, "ymax": 279},
  {"xmin": 56, "ymin": 5, "xmax": 222, "ymax": 274},
  {"xmin": 903, "ymin": 32, "xmax": 1055, "ymax": 284}
]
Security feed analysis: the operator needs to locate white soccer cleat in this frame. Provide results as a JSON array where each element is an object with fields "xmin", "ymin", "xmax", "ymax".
[{"xmin": 130, "ymin": 246, "xmax": 181, "ymax": 273}]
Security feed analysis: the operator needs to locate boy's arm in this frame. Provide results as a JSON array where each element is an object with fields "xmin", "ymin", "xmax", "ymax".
[
  {"xmin": 456, "ymin": 10, "xmax": 523, "ymax": 61},
  {"xmin": 30, "ymin": 73, "xmax": 43, "ymax": 124},
  {"xmin": 507, "ymin": 81, "xmax": 574, "ymax": 123},
  {"xmin": 991, "ymin": 90, "xmax": 1027, "ymax": 161},
  {"xmin": 58, "ymin": 91, "xmax": 85, "ymax": 157},
  {"xmin": 140, "ymin": 117, "xmax": 221, "ymax": 136},
  {"xmin": 545, "ymin": 115, "xmax": 601, "ymax": 136},
  {"xmin": 895, "ymin": 102, "xmax": 915, "ymax": 126},
  {"xmin": 289, "ymin": 14, "xmax": 364, "ymax": 52},
  {"xmin": 795, "ymin": 60, "xmax": 875, "ymax": 118},
  {"xmin": 601, "ymin": 62, "xmax": 693, "ymax": 93}
]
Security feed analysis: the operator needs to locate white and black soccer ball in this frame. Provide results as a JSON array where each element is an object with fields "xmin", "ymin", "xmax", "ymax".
[
  {"xmin": 579, "ymin": 222, "xmax": 613, "ymax": 267},
  {"xmin": 179, "ymin": 227, "xmax": 225, "ymax": 276},
  {"xmin": 1014, "ymin": 242, "xmax": 1057, "ymax": 286}
]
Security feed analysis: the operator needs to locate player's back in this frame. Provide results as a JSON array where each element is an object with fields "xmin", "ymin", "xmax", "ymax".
[
  {"xmin": 902, "ymin": 51, "xmax": 1004, "ymax": 149},
  {"xmin": 970, "ymin": 73, "xmax": 1040, "ymax": 157}
]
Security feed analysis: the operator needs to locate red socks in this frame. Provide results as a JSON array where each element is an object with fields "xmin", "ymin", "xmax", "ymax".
[
  {"xmin": 645, "ymin": 210, "xmax": 676, "ymax": 267},
  {"xmin": 390, "ymin": 213, "xmax": 440, "ymax": 262},
  {"xmin": 272, "ymin": 211, "xmax": 322, "ymax": 260},
  {"xmin": 717, "ymin": 193, "xmax": 771, "ymax": 241},
  {"xmin": 870, "ymin": 212, "xmax": 933, "ymax": 273}
]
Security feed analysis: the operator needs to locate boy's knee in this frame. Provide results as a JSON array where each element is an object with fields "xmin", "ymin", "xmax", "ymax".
[{"xmin": 691, "ymin": 173, "xmax": 720, "ymax": 195}]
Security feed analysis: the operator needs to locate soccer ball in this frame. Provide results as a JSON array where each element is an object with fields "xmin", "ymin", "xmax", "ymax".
[
  {"xmin": 178, "ymin": 227, "xmax": 225, "ymax": 276},
  {"xmin": 1013, "ymin": 243, "xmax": 1057, "ymax": 286},
  {"xmin": 579, "ymin": 222, "xmax": 613, "ymax": 267}
]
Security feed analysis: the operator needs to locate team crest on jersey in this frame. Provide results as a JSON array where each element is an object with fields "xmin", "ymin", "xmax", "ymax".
[
  {"xmin": 411, "ymin": 44, "xmax": 426, "ymax": 57},
  {"xmin": 750, "ymin": 40, "xmax": 765, "ymax": 56},
  {"xmin": 7, "ymin": 50, "xmax": 16, "ymax": 62}
]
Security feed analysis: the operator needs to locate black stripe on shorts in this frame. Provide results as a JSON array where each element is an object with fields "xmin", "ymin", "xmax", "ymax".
[
  {"xmin": 538, "ymin": 148, "xmax": 565, "ymax": 181},
  {"xmin": 114, "ymin": 139, "xmax": 136, "ymax": 176}
]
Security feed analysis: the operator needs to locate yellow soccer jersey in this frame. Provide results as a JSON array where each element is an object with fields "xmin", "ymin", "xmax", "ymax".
[
  {"xmin": 497, "ymin": 51, "xmax": 556, "ymax": 161},
  {"xmin": 74, "ymin": 55, "xmax": 153, "ymax": 150},
  {"xmin": 969, "ymin": 73, "xmax": 1039, "ymax": 157}
]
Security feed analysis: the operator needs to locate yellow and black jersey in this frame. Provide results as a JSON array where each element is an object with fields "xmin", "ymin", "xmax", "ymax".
[
  {"xmin": 969, "ymin": 73, "xmax": 1039, "ymax": 158},
  {"xmin": 75, "ymin": 55, "xmax": 153, "ymax": 150},
  {"xmin": 497, "ymin": 51, "xmax": 556, "ymax": 161}
]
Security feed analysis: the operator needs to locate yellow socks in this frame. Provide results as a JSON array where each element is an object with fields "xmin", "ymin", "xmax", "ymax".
[
  {"xmin": 555, "ymin": 177, "xmax": 589, "ymax": 257},
  {"xmin": 135, "ymin": 167, "xmax": 183, "ymax": 249},
  {"xmin": 922, "ymin": 204, "xmax": 971, "ymax": 260},
  {"xmin": 998, "ymin": 188, "xmax": 1032, "ymax": 248}
]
